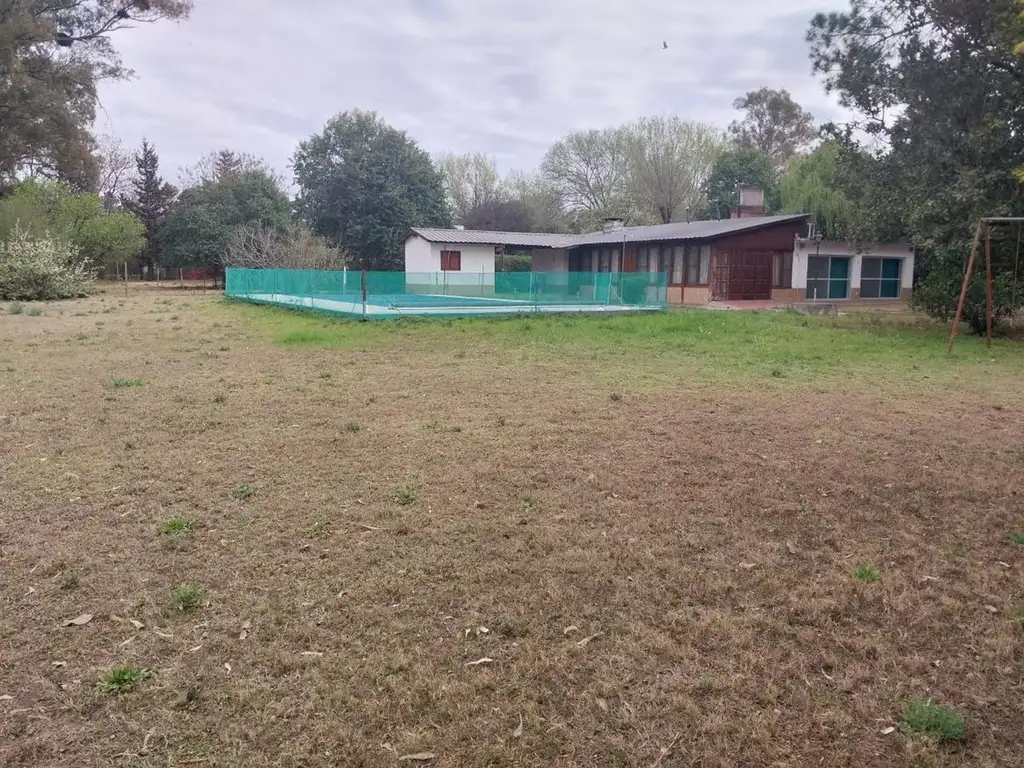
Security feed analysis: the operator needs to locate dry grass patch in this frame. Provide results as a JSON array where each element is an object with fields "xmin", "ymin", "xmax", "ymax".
[{"xmin": 0, "ymin": 292, "xmax": 1023, "ymax": 766}]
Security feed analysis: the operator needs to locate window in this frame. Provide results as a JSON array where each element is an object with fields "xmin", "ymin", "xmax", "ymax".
[
  {"xmin": 637, "ymin": 248, "xmax": 650, "ymax": 273},
  {"xmin": 599, "ymin": 249, "xmax": 611, "ymax": 273},
  {"xmin": 773, "ymin": 252, "xmax": 793, "ymax": 288},
  {"xmin": 699, "ymin": 246, "xmax": 711, "ymax": 284},
  {"xmin": 681, "ymin": 246, "xmax": 710, "ymax": 285},
  {"xmin": 861, "ymin": 257, "xmax": 902, "ymax": 298},
  {"xmin": 672, "ymin": 246, "xmax": 684, "ymax": 284},
  {"xmin": 685, "ymin": 246, "xmax": 699, "ymax": 285},
  {"xmin": 806, "ymin": 256, "xmax": 850, "ymax": 300},
  {"xmin": 440, "ymin": 250, "xmax": 461, "ymax": 271}
]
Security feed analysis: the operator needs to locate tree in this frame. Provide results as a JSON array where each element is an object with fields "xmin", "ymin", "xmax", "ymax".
[
  {"xmin": 0, "ymin": 1, "xmax": 192, "ymax": 189},
  {"xmin": 95, "ymin": 134, "xmax": 134, "ymax": 211},
  {"xmin": 728, "ymin": 88, "xmax": 817, "ymax": 167},
  {"xmin": 704, "ymin": 147, "xmax": 780, "ymax": 219},
  {"xmin": 624, "ymin": 117, "xmax": 724, "ymax": 223},
  {"xmin": 0, "ymin": 178, "xmax": 145, "ymax": 275},
  {"xmin": 223, "ymin": 221, "xmax": 344, "ymax": 270},
  {"xmin": 540, "ymin": 128, "xmax": 632, "ymax": 220},
  {"xmin": 121, "ymin": 139, "xmax": 177, "ymax": 274},
  {"xmin": 179, "ymin": 149, "xmax": 280, "ymax": 188},
  {"xmin": 503, "ymin": 171, "xmax": 570, "ymax": 233},
  {"xmin": 807, "ymin": 0, "xmax": 1024, "ymax": 329},
  {"xmin": 1018, "ymin": 0, "xmax": 1024, "ymax": 55},
  {"xmin": 158, "ymin": 169, "xmax": 293, "ymax": 271},
  {"xmin": 292, "ymin": 110, "xmax": 451, "ymax": 270},
  {"xmin": 436, "ymin": 153, "xmax": 502, "ymax": 224},
  {"xmin": 912, "ymin": 244, "xmax": 1024, "ymax": 334},
  {"xmin": 462, "ymin": 199, "xmax": 534, "ymax": 232},
  {"xmin": 779, "ymin": 143, "xmax": 857, "ymax": 240}
]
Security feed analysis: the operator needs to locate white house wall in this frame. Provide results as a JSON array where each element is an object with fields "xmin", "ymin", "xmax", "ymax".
[
  {"xmin": 793, "ymin": 239, "xmax": 915, "ymax": 297},
  {"xmin": 404, "ymin": 235, "xmax": 434, "ymax": 272}
]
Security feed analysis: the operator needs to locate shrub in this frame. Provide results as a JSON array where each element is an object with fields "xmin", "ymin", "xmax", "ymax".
[{"xmin": 0, "ymin": 225, "xmax": 95, "ymax": 301}]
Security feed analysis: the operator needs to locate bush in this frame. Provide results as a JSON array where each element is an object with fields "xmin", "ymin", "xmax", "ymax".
[
  {"xmin": 913, "ymin": 245, "xmax": 1024, "ymax": 334},
  {"xmin": 0, "ymin": 226, "xmax": 95, "ymax": 301}
]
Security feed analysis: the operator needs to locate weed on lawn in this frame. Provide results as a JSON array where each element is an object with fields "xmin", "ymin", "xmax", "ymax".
[
  {"xmin": 310, "ymin": 520, "xmax": 332, "ymax": 538},
  {"xmin": 170, "ymin": 584, "xmax": 202, "ymax": 613},
  {"xmin": 9, "ymin": 301, "xmax": 24, "ymax": 315},
  {"xmin": 159, "ymin": 516, "xmax": 198, "ymax": 537},
  {"xmin": 98, "ymin": 666, "xmax": 148, "ymax": 695},
  {"xmin": 58, "ymin": 569, "xmax": 79, "ymax": 590},
  {"xmin": 855, "ymin": 564, "xmax": 881, "ymax": 582},
  {"xmin": 110, "ymin": 377, "xmax": 145, "ymax": 388},
  {"xmin": 1008, "ymin": 531, "xmax": 1024, "ymax": 546},
  {"xmin": 231, "ymin": 483, "xmax": 255, "ymax": 501},
  {"xmin": 899, "ymin": 698, "xmax": 966, "ymax": 742}
]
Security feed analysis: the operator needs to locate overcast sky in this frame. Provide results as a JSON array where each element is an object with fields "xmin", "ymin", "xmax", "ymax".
[{"xmin": 95, "ymin": 0, "xmax": 846, "ymax": 186}]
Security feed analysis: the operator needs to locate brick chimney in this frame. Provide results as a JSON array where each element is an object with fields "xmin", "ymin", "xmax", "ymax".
[{"xmin": 732, "ymin": 185, "xmax": 765, "ymax": 218}]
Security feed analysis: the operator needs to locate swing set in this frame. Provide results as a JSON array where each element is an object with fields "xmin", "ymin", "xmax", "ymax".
[{"xmin": 947, "ymin": 217, "xmax": 1024, "ymax": 352}]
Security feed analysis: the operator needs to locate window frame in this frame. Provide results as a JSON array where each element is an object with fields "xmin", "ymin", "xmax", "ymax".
[
  {"xmin": 860, "ymin": 257, "xmax": 902, "ymax": 299},
  {"xmin": 773, "ymin": 251, "xmax": 793, "ymax": 289},
  {"xmin": 806, "ymin": 256, "xmax": 851, "ymax": 300},
  {"xmin": 440, "ymin": 250, "xmax": 462, "ymax": 271}
]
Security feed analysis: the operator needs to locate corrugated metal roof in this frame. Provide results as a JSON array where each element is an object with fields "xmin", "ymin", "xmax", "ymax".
[
  {"xmin": 573, "ymin": 215, "xmax": 809, "ymax": 245},
  {"xmin": 409, "ymin": 228, "xmax": 574, "ymax": 248},
  {"xmin": 409, "ymin": 215, "xmax": 808, "ymax": 249}
]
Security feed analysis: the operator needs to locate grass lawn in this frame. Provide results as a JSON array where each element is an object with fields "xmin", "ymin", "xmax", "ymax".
[{"xmin": 1, "ymin": 289, "xmax": 1023, "ymax": 767}]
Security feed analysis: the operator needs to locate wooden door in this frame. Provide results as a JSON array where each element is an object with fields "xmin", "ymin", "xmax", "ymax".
[{"xmin": 716, "ymin": 250, "xmax": 772, "ymax": 300}]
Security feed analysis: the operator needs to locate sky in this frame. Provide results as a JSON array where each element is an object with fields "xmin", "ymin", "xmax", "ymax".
[{"xmin": 95, "ymin": 0, "xmax": 848, "ymax": 186}]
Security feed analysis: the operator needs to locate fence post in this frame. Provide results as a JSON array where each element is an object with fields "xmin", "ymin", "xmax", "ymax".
[
  {"xmin": 361, "ymin": 268, "xmax": 368, "ymax": 321},
  {"xmin": 124, "ymin": 262, "xmax": 128, "ymax": 298}
]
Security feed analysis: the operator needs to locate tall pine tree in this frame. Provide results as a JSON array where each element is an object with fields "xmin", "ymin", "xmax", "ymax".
[
  {"xmin": 121, "ymin": 139, "xmax": 177, "ymax": 275},
  {"xmin": 214, "ymin": 150, "xmax": 242, "ymax": 180}
]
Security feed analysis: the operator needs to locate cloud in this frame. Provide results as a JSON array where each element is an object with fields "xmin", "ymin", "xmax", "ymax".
[{"xmin": 96, "ymin": 0, "xmax": 848, "ymax": 186}]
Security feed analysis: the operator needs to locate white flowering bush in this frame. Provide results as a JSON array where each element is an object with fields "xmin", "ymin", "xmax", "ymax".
[{"xmin": 0, "ymin": 225, "xmax": 95, "ymax": 300}]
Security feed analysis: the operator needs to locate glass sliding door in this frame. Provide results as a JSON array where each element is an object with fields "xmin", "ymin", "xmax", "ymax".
[
  {"xmin": 806, "ymin": 256, "xmax": 850, "ymax": 300},
  {"xmin": 861, "ymin": 257, "xmax": 902, "ymax": 298},
  {"xmin": 827, "ymin": 257, "xmax": 850, "ymax": 299}
]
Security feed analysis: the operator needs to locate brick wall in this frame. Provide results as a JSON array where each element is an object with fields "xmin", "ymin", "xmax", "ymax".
[{"xmin": 771, "ymin": 288, "xmax": 804, "ymax": 304}]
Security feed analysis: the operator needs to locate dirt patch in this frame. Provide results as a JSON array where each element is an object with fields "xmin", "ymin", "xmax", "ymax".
[{"xmin": 1, "ymin": 292, "xmax": 1022, "ymax": 767}]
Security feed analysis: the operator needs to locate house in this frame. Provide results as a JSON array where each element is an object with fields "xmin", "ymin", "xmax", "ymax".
[{"xmin": 404, "ymin": 191, "xmax": 914, "ymax": 305}]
